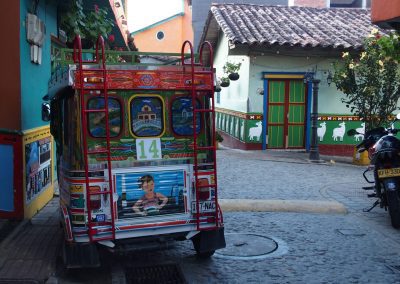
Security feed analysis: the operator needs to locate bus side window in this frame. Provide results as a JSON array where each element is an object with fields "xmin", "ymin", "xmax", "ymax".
[
  {"xmin": 87, "ymin": 97, "xmax": 122, "ymax": 138},
  {"xmin": 171, "ymin": 97, "xmax": 201, "ymax": 136}
]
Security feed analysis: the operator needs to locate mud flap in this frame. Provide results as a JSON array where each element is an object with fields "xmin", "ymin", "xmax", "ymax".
[
  {"xmin": 191, "ymin": 227, "xmax": 226, "ymax": 253},
  {"xmin": 62, "ymin": 242, "xmax": 100, "ymax": 268}
]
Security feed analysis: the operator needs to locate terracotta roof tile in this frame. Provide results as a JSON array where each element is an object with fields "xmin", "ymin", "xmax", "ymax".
[{"xmin": 210, "ymin": 4, "xmax": 385, "ymax": 49}]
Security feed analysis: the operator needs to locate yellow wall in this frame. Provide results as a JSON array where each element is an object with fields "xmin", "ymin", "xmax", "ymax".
[
  {"xmin": 23, "ymin": 126, "xmax": 55, "ymax": 219},
  {"xmin": 133, "ymin": 0, "xmax": 193, "ymax": 53}
]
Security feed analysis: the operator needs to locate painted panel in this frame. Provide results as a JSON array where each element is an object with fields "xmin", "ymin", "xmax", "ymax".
[
  {"xmin": 0, "ymin": 145, "xmax": 14, "ymax": 211},
  {"xmin": 289, "ymin": 81, "xmax": 305, "ymax": 103},
  {"xmin": 288, "ymin": 125, "xmax": 304, "ymax": 147},
  {"xmin": 268, "ymin": 81, "xmax": 285, "ymax": 147},
  {"xmin": 23, "ymin": 126, "xmax": 54, "ymax": 219},
  {"xmin": 316, "ymin": 115, "xmax": 365, "ymax": 144},
  {"xmin": 25, "ymin": 136, "xmax": 52, "ymax": 204},
  {"xmin": 268, "ymin": 125, "xmax": 284, "ymax": 148},
  {"xmin": 289, "ymin": 105, "xmax": 305, "ymax": 123},
  {"xmin": 269, "ymin": 81, "xmax": 285, "ymax": 103},
  {"xmin": 269, "ymin": 105, "xmax": 285, "ymax": 124},
  {"xmin": 115, "ymin": 169, "xmax": 186, "ymax": 219}
]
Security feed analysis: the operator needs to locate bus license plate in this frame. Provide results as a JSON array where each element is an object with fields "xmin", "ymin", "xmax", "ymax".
[
  {"xmin": 191, "ymin": 201, "xmax": 215, "ymax": 213},
  {"xmin": 378, "ymin": 168, "xmax": 400, "ymax": 178}
]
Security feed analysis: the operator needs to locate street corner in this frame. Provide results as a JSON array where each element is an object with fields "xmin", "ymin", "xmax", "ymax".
[{"xmin": 219, "ymin": 199, "xmax": 348, "ymax": 214}]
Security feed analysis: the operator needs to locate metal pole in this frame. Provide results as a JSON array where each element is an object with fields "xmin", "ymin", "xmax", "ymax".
[{"xmin": 309, "ymin": 79, "xmax": 320, "ymax": 161}]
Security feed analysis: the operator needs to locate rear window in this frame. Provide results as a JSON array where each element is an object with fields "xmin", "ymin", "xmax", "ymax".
[
  {"xmin": 171, "ymin": 97, "xmax": 201, "ymax": 136},
  {"xmin": 130, "ymin": 96, "xmax": 164, "ymax": 137},
  {"xmin": 88, "ymin": 98, "xmax": 121, "ymax": 137}
]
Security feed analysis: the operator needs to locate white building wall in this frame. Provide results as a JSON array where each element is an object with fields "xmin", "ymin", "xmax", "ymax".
[
  {"xmin": 249, "ymin": 54, "xmax": 348, "ymax": 114},
  {"xmin": 214, "ymin": 34, "xmax": 250, "ymax": 113},
  {"xmin": 214, "ymin": 33, "xmax": 352, "ymax": 115}
]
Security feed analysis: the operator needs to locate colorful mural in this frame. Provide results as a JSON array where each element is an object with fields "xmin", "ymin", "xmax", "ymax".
[
  {"xmin": 316, "ymin": 116, "xmax": 366, "ymax": 145},
  {"xmin": 216, "ymin": 109, "xmax": 263, "ymax": 144},
  {"xmin": 115, "ymin": 169, "xmax": 186, "ymax": 219},
  {"xmin": 25, "ymin": 136, "xmax": 52, "ymax": 203}
]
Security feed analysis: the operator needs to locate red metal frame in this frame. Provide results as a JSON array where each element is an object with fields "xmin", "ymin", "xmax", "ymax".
[
  {"xmin": 180, "ymin": 40, "xmax": 220, "ymax": 231},
  {"xmin": 73, "ymin": 35, "xmax": 115, "ymax": 242}
]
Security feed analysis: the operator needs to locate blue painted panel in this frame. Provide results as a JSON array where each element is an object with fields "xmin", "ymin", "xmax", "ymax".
[
  {"xmin": 0, "ymin": 145, "xmax": 14, "ymax": 211},
  {"xmin": 20, "ymin": 0, "xmax": 58, "ymax": 131}
]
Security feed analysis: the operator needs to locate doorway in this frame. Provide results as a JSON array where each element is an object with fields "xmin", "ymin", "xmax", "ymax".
[{"xmin": 267, "ymin": 80, "xmax": 307, "ymax": 149}]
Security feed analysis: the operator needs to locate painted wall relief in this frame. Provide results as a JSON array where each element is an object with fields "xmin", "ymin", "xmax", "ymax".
[
  {"xmin": 332, "ymin": 122, "xmax": 346, "ymax": 141},
  {"xmin": 248, "ymin": 121, "xmax": 262, "ymax": 141},
  {"xmin": 354, "ymin": 123, "xmax": 365, "ymax": 141},
  {"xmin": 317, "ymin": 120, "xmax": 365, "ymax": 144},
  {"xmin": 317, "ymin": 122, "xmax": 326, "ymax": 141}
]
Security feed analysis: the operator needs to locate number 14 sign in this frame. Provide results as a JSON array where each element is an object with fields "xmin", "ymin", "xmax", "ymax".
[{"xmin": 136, "ymin": 138, "xmax": 162, "ymax": 160}]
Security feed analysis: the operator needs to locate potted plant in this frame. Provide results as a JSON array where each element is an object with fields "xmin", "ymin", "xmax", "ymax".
[
  {"xmin": 215, "ymin": 131, "xmax": 224, "ymax": 149},
  {"xmin": 220, "ymin": 76, "xmax": 230, "ymax": 87},
  {"xmin": 60, "ymin": 0, "xmax": 114, "ymax": 48},
  {"xmin": 223, "ymin": 61, "xmax": 242, "ymax": 81}
]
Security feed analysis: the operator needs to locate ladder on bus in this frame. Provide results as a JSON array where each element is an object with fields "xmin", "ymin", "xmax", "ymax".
[
  {"xmin": 73, "ymin": 35, "xmax": 115, "ymax": 242},
  {"xmin": 181, "ymin": 40, "xmax": 222, "ymax": 231}
]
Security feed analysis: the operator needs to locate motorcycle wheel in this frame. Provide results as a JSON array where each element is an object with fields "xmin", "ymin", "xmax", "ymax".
[{"xmin": 386, "ymin": 190, "xmax": 400, "ymax": 229}]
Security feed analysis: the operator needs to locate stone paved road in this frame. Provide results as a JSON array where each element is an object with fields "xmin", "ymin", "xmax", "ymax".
[
  {"xmin": 46, "ymin": 149, "xmax": 400, "ymax": 283},
  {"xmin": 137, "ymin": 149, "xmax": 400, "ymax": 283}
]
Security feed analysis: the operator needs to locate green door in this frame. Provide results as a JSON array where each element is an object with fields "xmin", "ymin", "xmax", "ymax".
[
  {"xmin": 267, "ymin": 80, "xmax": 307, "ymax": 149},
  {"xmin": 268, "ymin": 81, "xmax": 285, "ymax": 148}
]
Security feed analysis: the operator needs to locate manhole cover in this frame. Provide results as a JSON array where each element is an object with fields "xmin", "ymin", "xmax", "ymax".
[
  {"xmin": 125, "ymin": 263, "xmax": 186, "ymax": 284},
  {"xmin": 214, "ymin": 233, "xmax": 288, "ymax": 260}
]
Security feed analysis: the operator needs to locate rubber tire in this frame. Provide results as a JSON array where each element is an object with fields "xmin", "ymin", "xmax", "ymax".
[
  {"xmin": 386, "ymin": 190, "xmax": 400, "ymax": 229},
  {"xmin": 195, "ymin": 249, "xmax": 215, "ymax": 258}
]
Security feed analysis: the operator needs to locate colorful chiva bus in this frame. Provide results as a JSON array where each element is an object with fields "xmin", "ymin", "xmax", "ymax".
[{"xmin": 47, "ymin": 36, "xmax": 225, "ymax": 267}]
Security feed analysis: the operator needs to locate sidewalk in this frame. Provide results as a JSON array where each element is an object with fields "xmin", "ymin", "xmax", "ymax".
[
  {"xmin": 0, "ymin": 148, "xmax": 361, "ymax": 282},
  {"xmin": 0, "ymin": 198, "xmax": 62, "ymax": 283}
]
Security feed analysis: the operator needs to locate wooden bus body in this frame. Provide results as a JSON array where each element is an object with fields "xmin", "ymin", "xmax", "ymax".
[{"xmin": 47, "ymin": 36, "xmax": 225, "ymax": 267}]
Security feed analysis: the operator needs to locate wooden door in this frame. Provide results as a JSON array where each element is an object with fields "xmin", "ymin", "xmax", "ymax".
[{"xmin": 267, "ymin": 80, "xmax": 307, "ymax": 149}]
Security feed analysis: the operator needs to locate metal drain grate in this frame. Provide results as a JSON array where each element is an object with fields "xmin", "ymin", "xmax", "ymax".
[{"xmin": 125, "ymin": 263, "xmax": 187, "ymax": 284}]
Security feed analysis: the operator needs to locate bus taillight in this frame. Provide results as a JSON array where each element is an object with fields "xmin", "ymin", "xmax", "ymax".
[{"xmin": 89, "ymin": 186, "xmax": 101, "ymax": 209}]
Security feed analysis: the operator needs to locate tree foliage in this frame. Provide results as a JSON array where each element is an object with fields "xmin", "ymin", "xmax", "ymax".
[{"xmin": 333, "ymin": 29, "xmax": 400, "ymax": 130}]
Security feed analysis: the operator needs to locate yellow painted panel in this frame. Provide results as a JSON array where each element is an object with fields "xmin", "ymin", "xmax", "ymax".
[
  {"xmin": 22, "ymin": 126, "xmax": 55, "ymax": 219},
  {"xmin": 265, "ymin": 74, "xmax": 304, "ymax": 79}
]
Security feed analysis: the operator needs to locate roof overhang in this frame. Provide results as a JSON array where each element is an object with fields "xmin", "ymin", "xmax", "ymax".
[{"xmin": 199, "ymin": 8, "xmax": 363, "ymax": 64}]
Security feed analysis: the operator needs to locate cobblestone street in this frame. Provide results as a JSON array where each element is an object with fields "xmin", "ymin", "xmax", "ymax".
[
  {"xmin": 56, "ymin": 148, "xmax": 400, "ymax": 283},
  {"xmin": 2, "ymin": 148, "xmax": 400, "ymax": 283}
]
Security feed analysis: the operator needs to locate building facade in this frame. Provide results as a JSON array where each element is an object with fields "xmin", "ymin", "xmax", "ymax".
[{"xmin": 200, "ymin": 4, "xmax": 382, "ymax": 156}]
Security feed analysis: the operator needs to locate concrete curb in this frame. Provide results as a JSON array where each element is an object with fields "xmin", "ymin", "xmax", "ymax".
[{"xmin": 219, "ymin": 199, "xmax": 348, "ymax": 214}]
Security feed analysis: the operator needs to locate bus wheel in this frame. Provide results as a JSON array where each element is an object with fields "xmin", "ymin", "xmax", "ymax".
[
  {"xmin": 195, "ymin": 249, "xmax": 215, "ymax": 258},
  {"xmin": 191, "ymin": 235, "xmax": 215, "ymax": 258}
]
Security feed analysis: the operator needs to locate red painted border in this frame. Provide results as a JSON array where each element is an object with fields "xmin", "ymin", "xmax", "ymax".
[{"xmin": 319, "ymin": 144, "xmax": 354, "ymax": 157}]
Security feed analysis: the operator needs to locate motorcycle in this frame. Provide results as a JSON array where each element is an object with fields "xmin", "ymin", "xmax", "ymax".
[{"xmin": 348, "ymin": 113, "xmax": 400, "ymax": 229}]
